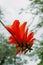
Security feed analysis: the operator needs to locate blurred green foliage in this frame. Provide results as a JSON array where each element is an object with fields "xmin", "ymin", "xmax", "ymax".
[
  {"xmin": 0, "ymin": 7, "xmax": 3, "ymax": 20},
  {"xmin": 29, "ymin": 0, "xmax": 43, "ymax": 65},
  {"xmin": 0, "ymin": 34, "xmax": 24, "ymax": 65}
]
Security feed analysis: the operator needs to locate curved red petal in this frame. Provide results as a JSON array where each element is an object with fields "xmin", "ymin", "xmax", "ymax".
[
  {"xmin": 16, "ymin": 50, "xmax": 21, "ymax": 55},
  {"xmin": 26, "ymin": 28, "xmax": 28, "ymax": 36},
  {"xmin": 27, "ymin": 32, "xmax": 34, "ymax": 42},
  {"xmin": 4, "ymin": 26, "xmax": 14, "ymax": 35},
  {"xmin": 28, "ymin": 38, "xmax": 35, "ymax": 47},
  {"xmin": 9, "ymin": 36, "xmax": 16, "ymax": 44},
  {"xmin": 23, "ymin": 28, "xmax": 28, "ymax": 42},
  {"xmin": 11, "ymin": 20, "xmax": 21, "ymax": 44},
  {"xmin": 20, "ymin": 22, "xmax": 27, "ymax": 40},
  {"xmin": 11, "ymin": 20, "xmax": 20, "ymax": 29}
]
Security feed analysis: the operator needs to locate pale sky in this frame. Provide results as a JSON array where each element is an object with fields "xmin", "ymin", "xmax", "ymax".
[
  {"xmin": 0, "ymin": 0, "xmax": 34, "ymax": 24},
  {"xmin": 0, "ymin": 0, "xmax": 42, "ymax": 65}
]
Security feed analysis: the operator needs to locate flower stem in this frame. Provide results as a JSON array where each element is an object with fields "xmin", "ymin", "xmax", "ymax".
[{"xmin": 0, "ymin": 20, "xmax": 5, "ymax": 26}]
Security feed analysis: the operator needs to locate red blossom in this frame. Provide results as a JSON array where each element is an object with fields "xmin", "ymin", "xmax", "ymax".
[{"xmin": 0, "ymin": 20, "xmax": 35, "ymax": 55}]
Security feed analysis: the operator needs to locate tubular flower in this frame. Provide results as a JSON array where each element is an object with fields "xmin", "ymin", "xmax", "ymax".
[{"xmin": 0, "ymin": 20, "xmax": 35, "ymax": 55}]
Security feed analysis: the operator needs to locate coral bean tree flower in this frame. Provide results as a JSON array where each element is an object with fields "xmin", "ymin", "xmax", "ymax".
[{"xmin": 0, "ymin": 20, "xmax": 35, "ymax": 55}]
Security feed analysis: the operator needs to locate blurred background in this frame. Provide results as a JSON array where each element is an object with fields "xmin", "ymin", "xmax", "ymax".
[{"xmin": 0, "ymin": 0, "xmax": 43, "ymax": 65}]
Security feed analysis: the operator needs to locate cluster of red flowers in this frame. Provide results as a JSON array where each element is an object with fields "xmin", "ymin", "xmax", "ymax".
[{"xmin": 0, "ymin": 20, "xmax": 35, "ymax": 55}]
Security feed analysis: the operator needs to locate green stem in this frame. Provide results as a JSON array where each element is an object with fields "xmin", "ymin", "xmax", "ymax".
[{"xmin": 0, "ymin": 20, "xmax": 5, "ymax": 26}]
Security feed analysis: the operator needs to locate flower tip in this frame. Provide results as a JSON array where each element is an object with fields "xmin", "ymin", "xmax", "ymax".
[
  {"xmin": 24, "ymin": 21, "xmax": 27, "ymax": 25},
  {"xmin": 13, "ymin": 19, "xmax": 20, "ymax": 24}
]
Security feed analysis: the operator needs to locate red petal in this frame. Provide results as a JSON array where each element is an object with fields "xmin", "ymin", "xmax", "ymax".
[
  {"xmin": 4, "ymin": 26, "xmax": 15, "ymax": 35},
  {"xmin": 11, "ymin": 20, "xmax": 21, "ymax": 44},
  {"xmin": 28, "ymin": 38, "xmax": 35, "ymax": 47},
  {"xmin": 26, "ymin": 28, "xmax": 28, "ymax": 36},
  {"xmin": 27, "ymin": 32, "xmax": 34, "ymax": 42},
  {"xmin": 9, "ymin": 36, "xmax": 16, "ymax": 44},
  {"xmin": 24, "ymin": 50, "xmax": 28, "ymax": 54},
  {"xmin": 20, "ymin": 22, "xmax": 27, "ymax": 40},
  {"xmin": 16, "ymin": 50, "xmax": 21, "ymax": 55},
  {"xmin": 11, "ymin": 20, "xmax": 20, "ymax": 29},
  {"xmin": 23, "ymin": 28, "xmax": 28, "ymax": 42}
]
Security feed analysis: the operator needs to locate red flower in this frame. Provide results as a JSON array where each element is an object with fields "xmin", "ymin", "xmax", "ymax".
[{"xmin": 0, "ymin": 20, "xmax": 35, "ymax": 55}]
